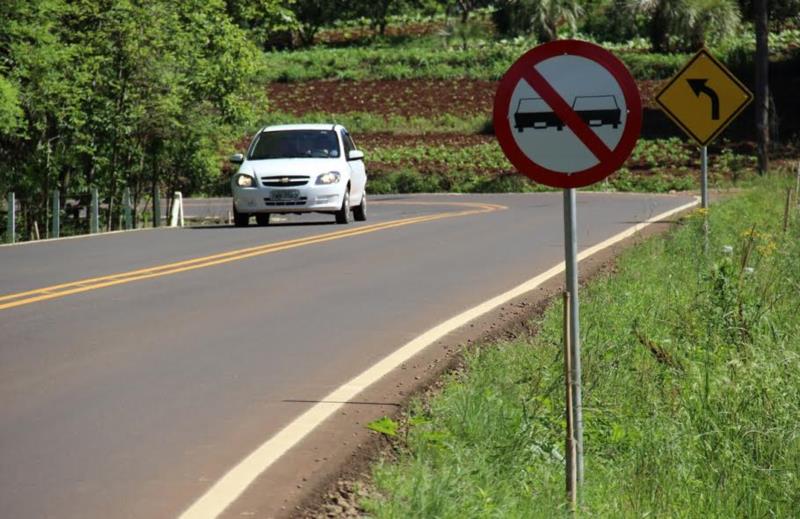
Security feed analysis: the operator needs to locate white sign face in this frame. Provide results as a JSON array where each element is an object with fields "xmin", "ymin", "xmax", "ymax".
[{"xmin": 508, "ymin": 55, "xmax": 628, "ymax": 173}]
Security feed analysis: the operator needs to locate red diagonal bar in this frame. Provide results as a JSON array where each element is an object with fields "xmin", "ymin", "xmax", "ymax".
[{"xmin": 521, "ymin": 67, "xmax": 613, "ymax": 164}]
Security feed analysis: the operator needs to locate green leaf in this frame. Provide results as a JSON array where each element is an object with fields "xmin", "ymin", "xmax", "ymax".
[{"xmin": 366, "ymin": 416, "xmax": 399, "ymax": 437}]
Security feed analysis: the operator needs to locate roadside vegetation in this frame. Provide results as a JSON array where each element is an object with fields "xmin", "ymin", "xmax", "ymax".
[
  {"xmin": 260, "ymin": 28, "xmax": 800, "ymax": 83},
  {"xmin": 364, "ymin": 171, "xmax": 800, "ymax": 517},
  {"xmin": 360, "ymin": 137, "xmax": 760, "ymax": 194}
]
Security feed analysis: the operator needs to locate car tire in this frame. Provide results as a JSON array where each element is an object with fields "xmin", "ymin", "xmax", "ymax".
[
  {"xmin": 255, "ymin": 213, "xmax": 272, "ymax": 226},
  {"xmin": 335, "ymin": 188, "xmax": 352, "ymax": 224},
  {"xmin": 233, "ymin": 206, "xmax": 249, "ymax": 227},
  {"xmin": 353, "ymin": 192, "xmax": 367, "ymax": 221}
]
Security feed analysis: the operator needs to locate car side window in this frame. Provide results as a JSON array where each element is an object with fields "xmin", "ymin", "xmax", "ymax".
[{"xmin": 341, "ymin": 130, "xmax": 356, "ymax": 156}]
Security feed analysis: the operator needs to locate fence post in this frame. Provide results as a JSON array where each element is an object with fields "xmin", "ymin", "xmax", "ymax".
[
  {"xmin": 51, "ymin": 189, "xmax": 60, "ymax": 239},
  {"xmin": 6, "ymin": 192, "xmax": 15, "ymax": 244},
  {"xmin": 123, "ymin": 187, "xmax": 133, "ymax": 230},
  {"xmin": 90, "ymin": 187, "xmax": 99, "ymax": 234},
  {"xmin": 153, "ymin": 188, "xmax": 161, "ymax": 228},
  {"xmin": 170, "ymin": 191, "xmax": 184, "ymax": 227}
]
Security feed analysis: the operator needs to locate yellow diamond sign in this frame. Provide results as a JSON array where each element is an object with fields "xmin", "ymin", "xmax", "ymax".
[{"xmin": 656, "ymin": 49, "xmax": 753, "ymax": 146}]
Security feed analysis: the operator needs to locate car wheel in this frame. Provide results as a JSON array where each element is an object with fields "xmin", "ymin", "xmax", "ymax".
[
  {"xmin": 233, "ymin": 205, "xmax": 249, "ymax": 227},
  {"xmin": 335, "ymin": 188, "xmax": 352, "ymax": 224},
  {"xmin": 255, "ymin": 213, "xmax": 272, "ymax": 226},
  {"xmin": 353, "ymin": 192, "xmax": 367, "ymax": 222}
]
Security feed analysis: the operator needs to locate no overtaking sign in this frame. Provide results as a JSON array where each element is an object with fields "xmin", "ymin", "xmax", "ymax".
[{"xmin": 494, "ymin": 40, "xmax": 642, "ymax": 188}]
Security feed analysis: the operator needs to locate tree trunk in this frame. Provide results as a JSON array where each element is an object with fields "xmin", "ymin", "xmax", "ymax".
[{"xmin": 754, "ymin": 0, "xmax": 769, "ymax": 175}]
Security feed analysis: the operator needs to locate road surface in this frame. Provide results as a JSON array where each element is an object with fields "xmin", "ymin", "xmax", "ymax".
[{"xmin": 0, "ymin": 192, "xmax": 695, "ymax": 518}]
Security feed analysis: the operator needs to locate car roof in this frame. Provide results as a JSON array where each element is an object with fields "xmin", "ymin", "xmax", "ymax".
[{"xmin": 259, "ymin": 123, "xmax": 343, "ymax": 133}]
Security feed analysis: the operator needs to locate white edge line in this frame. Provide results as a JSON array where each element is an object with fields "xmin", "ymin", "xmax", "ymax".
[{"xmin": 179, "ymin": 196, "xmax": 700, "ymax": 519}]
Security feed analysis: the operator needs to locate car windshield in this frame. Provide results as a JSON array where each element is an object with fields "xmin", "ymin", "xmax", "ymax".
[{"xmin": 249, "ymin": 130, "xmax": 340, "ymax": 160}]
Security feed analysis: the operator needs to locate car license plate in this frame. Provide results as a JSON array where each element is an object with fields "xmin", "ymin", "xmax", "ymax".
[{"xmin": 271, "ymin": 189, "xmax": 300, "ymax": 201}]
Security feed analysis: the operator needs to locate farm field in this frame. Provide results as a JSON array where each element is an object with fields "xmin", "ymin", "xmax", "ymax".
[{"xmin": 260, "ymin": 77, "xmax": 763, "ymax": 193}]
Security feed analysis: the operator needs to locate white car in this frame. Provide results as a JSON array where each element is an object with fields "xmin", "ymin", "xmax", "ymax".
[{"xmin": 230, "ymin": 124, "xmax": 367, "ymax": 226}]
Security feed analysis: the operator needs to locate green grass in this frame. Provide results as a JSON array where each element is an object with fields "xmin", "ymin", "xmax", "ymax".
[
  {"xmin": 259, "ymin": 111, "xmax": 491, "ymax": 135},
  {"xmin": 364, "ymin": 172, "xmax": 800, "ymax": 517},
  {"xmin": 262, "ymin": 29, "xmax": 799, "ymax": 83},
  {"xmin": 261, "ymin": 42, "xmax": 691, "ymax": 82},
  {"xmin": 363, "ymin": 138, "xmax": 758, "ymax": 194}
]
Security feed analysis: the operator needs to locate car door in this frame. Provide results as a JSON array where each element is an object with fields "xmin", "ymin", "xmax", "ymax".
[{"xmin": 341, "ymin": 129, "xmax": 366, "ymax": 203}]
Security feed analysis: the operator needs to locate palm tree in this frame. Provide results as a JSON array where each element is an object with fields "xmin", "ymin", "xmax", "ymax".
[
  {"xmin": 534, "ymin": 0, "xmax": 583, "ymax": 42},
  {"xmin": 635, "ymin": 0, "xmax": 741, "ymax": 52},
  {"xmin": 492, "ymin": 0, "xmax": 582, "ymax": 41}
]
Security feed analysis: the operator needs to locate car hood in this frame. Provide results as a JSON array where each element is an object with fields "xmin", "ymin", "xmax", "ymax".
[{"xmin": 245, "ymin": 158, "xmax": 342, "ymax": 177}]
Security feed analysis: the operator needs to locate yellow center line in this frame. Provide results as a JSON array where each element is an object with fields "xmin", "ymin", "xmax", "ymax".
[{"xmin": 0, "ymin": 201, "xmax": 505, "ymax": 311}]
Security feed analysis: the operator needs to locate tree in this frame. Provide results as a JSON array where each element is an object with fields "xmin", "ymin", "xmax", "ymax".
[
  {"xmin": 492, "ymin": 0, "xmax": 582, "ymax": 41},
  {"xmin": 291, "ymin": 0, "xmax": 340, "ymax": 46},
  {"xmin": 224, "ymin": 0, "xmax": 297, "ymax": 49},
  {"xmin": 754, "ymin": 0, "xmax": 768, "ymax": 174},
  {"xmin": 0, "ymin": 76, "xmax": 22, "ymax": 135},
  {"xmin": 738, "ymin": 0, "xmax": 800, "ymax": 30},
  {"xmin": 637, "ymin": 0, "xmax": 741, "ymax": 52},
  {"xmin": 0, "ymin": 0, "xmax": 271, "ymax": 236}
]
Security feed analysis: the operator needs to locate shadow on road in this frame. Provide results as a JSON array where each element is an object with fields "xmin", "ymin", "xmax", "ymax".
[{"xmin": 186, "ymin": 221, "xmax": 338, "ymax": 230}]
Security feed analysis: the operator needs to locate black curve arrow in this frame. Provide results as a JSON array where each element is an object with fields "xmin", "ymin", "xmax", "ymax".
[{"xmin": 687, "ymin": 78, "xmax": 720, "ymax": 120}]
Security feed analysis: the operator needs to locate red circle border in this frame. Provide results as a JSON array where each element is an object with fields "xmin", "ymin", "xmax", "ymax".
[{"xmin": 493, "ymin": 40, "xmax": 642, "ymax": 189}]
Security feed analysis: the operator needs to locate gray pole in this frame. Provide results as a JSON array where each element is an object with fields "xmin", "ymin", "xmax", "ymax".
[
  {"xmin": 90, "ymin": 187, "xmax": 99, "ymax": 234},
  {"xmin": 52, "ymin": 189, "xmax": 60, "ymax": 239},
  {"xmin": 153, "ymin": 189, "xmax": 161, "ymax": 228},
  {"xmin": 563, "ymin": 188, "xmax": 584, "ymax": 486},
  {"xmin": 6, "ymin": 192, "xmax": 15, "ymax": 244},
  {"xmin": 123, "ymin": 187, "xmax": 133, "ymax": 230},
  {"xmin": 700, "ymin": 146, "xmax": 708, "ymax": 209}
]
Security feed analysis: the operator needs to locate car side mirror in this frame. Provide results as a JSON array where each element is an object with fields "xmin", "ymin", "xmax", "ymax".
[
  {"xmin": 229, "ymin": 153, "xmax": 244, "ymax": 164},
  {"xmin": 347, "ymin": 150, "xmax": 364, "ymax": 161}
]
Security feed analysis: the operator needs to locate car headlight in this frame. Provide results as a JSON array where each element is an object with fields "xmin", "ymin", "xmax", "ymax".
[
  {"xmin": 235, "ymin": 174, "xmax": 255, "ymax": 187},
  {"xmin": 316, "ymin": 171, "xmax": 341, "ymax": 185}
]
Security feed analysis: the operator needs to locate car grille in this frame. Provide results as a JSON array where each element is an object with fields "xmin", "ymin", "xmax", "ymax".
[
  {"xmin": 260, "ymin": 175, "xmax": 310, "ymax": 187},
  {"xmin": 264, "ymin": 197, "xmax": 308, "ymax": 206}
]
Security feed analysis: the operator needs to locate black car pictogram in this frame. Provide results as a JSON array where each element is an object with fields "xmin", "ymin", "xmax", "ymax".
[
  {"xmin": 514, "ymin": 98, "xmax": 565, "ymax": 131},
  {"xmin": 514, "ymin": 95, "xmax": 621, "ymax": 132},
  {"xmin": 572, "ymin": 95, "xmax": 621, "ymax": 128}
]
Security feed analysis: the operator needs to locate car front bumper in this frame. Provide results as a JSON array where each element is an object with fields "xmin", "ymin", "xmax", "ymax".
[{"xmin": 233, "ymin": 184, "xmax": 343, "ymax": 213}]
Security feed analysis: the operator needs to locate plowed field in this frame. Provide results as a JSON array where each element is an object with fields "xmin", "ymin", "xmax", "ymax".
[{"xmin": 267, "ymin": 79, "xmax": 664, "ymax": 117}]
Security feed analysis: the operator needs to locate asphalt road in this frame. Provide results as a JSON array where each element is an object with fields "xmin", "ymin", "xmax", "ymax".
[{"xmin": 0, "ymin": 192, "xmax": 695, "ymax": 518}]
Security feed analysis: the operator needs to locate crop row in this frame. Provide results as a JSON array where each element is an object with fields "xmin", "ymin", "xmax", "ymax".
[
  {"xmin": 360, "ymin": 138, "xmax": 759, "ymax": 194},
  {"xmin": 262, "ymin": 30, "xmax": 799, "ymax": 83}
]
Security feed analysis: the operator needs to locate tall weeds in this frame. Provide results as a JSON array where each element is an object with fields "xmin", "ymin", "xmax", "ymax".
[{"xmin": 366, "ymin": 172, "xmax": 800, "ymax": 518}]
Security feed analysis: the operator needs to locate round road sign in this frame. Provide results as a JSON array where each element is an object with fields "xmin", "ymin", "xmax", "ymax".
[{"xmin": 494, "ymin": 40, "xmax": 642, "ymax": 188}]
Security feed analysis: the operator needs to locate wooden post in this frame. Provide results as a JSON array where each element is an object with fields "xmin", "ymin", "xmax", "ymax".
[
  {"xmin": 784, "ymin": 187, "xmax": 792, "ymax": 234},
  {"xmin": 564, "ymin": 291, "xmax": 577, "ymax": 511}
]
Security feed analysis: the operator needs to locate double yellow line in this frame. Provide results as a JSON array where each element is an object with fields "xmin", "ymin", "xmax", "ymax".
[{"xmin": 0, "ymin": 201, "xmax": 505, "ymax": 312}]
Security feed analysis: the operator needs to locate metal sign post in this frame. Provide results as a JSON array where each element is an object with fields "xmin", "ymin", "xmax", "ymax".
[
  {"xmin": 563, "ymin": 188, "xmax": 584, "ymax": 485},
  {"xmin": 700, "ymin": 146, "xmax": 708, "ymax": 209},
  {"xmin": 494, "ymin": 40, "xmax": 642, "ymax": 506},
  {"xmin": 656, "ymin": 49, "xmax": 752, "ymax": 244}
]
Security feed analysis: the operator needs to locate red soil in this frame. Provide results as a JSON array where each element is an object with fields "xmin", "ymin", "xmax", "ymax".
[{"xmin": 267, "ymin": 78, "xmax": 665, "ymax": 118}]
